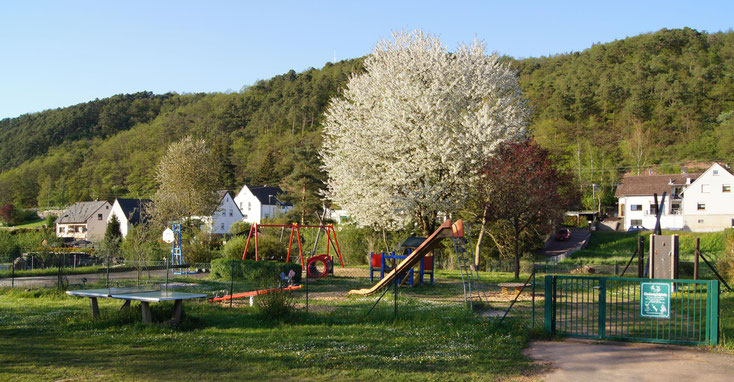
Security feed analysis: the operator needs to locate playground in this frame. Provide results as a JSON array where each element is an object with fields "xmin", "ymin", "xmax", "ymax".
[{"xmin": 1, "ymin": 220, "xmax": 733, "ymax": 381}]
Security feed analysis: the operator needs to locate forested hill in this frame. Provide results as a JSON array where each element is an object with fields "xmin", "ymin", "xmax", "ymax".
[
  {"xmin": 1, "ymin": 28, "xmax": 733, "ymax": 210},
  {"xmin": 0, "ymin": 92, "xmax": 203, "ymax": 171},
  {"xmin": 513, "ymin": 28, "xmax": 734, "ymax": 204}
]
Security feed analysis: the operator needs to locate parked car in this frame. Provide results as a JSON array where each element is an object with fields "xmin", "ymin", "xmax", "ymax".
[
  {"xmin": 627, "ymin": 225, "xmax": 647, "ymax": 232},
  {"xmin": 555, "ymin": 228, "xmax": 571, "ymax": 241}
]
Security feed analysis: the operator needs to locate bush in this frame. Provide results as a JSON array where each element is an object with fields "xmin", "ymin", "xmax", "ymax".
[
  {"xmin": 210, "ymin": 258, "xmax": 302, "ymax": 284},
  {"xmin": 228, "ymin": 221, "xmax": 252, "ymax": 236},
  {"xmin": 243, "ymin": 234, "xmax": 290, "ymax": 262},
  {"xmin": 221, "ymin": 235, "xmax": 247, "ymax": 260},
  {"xmin": 719, "ymin": 229, "xmax": 734, "ymax": 285}
]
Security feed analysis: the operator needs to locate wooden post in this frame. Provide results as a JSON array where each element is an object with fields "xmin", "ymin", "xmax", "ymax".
[
  {"xmin": 637, "ymin": 236, "xmax": 644, "ymax": 278},
  {"xmin": 694, "ymin": 238, "xmax": 700, "ymax": 280}
]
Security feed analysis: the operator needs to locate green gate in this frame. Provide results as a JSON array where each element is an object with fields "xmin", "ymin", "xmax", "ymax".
[{"xmin": 544, "ymin": 275, "xmax": 720, "ymax": 345}]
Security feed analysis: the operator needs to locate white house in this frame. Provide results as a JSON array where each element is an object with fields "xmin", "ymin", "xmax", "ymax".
[
  {"xmin": 234, "ymin": 185, "xmax": 292, "ymax": 223},
  {"xmin": 680, "ymin": 163, "xmax": 734, "ymax": 232},
  {"xmin": 56, "ymin": 201, "xmax": 112, "ymax": 241},
  {"xmin": 191, "ymin": 190, "xmax": 244, "ymax": 234},
  {"xmin": 615, "ymin": 163, "xmax": 734, "ymax": 232},
  {"xmin": 107, "ymin": 198, "xmax": 151, "ymax": 238}
]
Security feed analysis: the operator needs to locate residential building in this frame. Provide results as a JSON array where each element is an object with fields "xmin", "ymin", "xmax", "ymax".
[
  {"xmin": 680, "ymin": 163, "xmax": 734, "ymax": 232},
  {"xmin": 56, "ymin": 201, "xmax": 112, "ymax": 241},
  {"xmin": 233, "ymin": 185, "xmax": 292, "ymax": 223},
  {"xmin": 615, "ymin": 163, "xmax": 734, "ymax": 232},
  {"xmin": 107, "ymin": 198, "xmax": 151, "ymax": 238},
  {"xmin": 192, "ymin": 190, "xmax": 244, "ymax": 234}
]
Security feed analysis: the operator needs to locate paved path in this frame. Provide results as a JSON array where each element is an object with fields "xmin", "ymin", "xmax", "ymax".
[
  {"xmin": 0, "ymin": 269, "xmax": 207, "ymax": 288},
  {"xmin": 539, "ymin": 227, "xmax": 590, "ymax": 259},
  {"xmin": 526, "ymin": 339, "xmax": 734, "ymax": 382}
]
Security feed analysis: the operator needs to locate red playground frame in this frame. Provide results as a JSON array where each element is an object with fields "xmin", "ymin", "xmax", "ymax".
[{"xmin": 242, "ymin": 223, "xmax": 345, "ymax": 270}]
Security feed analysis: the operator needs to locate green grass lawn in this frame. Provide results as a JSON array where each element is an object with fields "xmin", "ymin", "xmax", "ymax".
[
  {"xmin": 0, "ymin": 275, "xmax": 539, "ymax": 381},
  {"xmin": 563, "ymin": 230, "xmax": 729, "ymax": 265}
]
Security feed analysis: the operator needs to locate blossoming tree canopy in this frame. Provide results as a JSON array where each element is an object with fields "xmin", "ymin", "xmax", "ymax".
[{"xmin": 320, "ymin": 30, "xmax": 530, "ymax": 234}]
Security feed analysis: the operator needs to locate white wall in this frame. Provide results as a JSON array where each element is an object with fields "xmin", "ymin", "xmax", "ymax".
[
  {"xmin": 210, "ymin": 192, "xmax": 244, "ymax": 234},
  {"xmin": 681, "ymin": 163, "xmax": 734, "ymax": 231},
  {"xmin": 620, "ymin": 195, "xmax": 684, "ymax": 230},
  {"xmin": 234, "ymin": 187, "xmax": 261, "ymax": 223},
  {"xmin": 107, "ymin": 201, "xmax": 131, "ymax": 238}
]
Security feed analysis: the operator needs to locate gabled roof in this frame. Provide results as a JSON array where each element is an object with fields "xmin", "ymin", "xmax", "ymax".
[
  {"xmin": 115, "ymin": 198, "xmax": 152, "ymax": 225},
  {"xmin": 247, "ymin": 185, "xmax": 293, "ymax": 206},
  {"xmin": 57, "ymin": 201, "xmax": 109, "ymax": 224},
  {"xmin": 614, "ymin": 173, "xmax": 700, "ymax": 198}
]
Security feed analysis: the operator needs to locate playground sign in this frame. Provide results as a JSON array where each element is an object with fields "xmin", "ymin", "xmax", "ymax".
[{"xmin": 640, "ymin": 282, "xmax": 671, "ymax": 318}]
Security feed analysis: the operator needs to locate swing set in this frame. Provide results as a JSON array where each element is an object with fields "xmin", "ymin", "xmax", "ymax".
[{"xmin": 242, "ymin": 223, "xmax": 345, "ymax": 278}]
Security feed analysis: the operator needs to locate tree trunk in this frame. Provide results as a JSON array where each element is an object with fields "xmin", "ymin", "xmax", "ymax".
[
  {"xmin": 300, "ymin": 184, "xmax": 306, "ymax": 225},
  {"xmin": 381, "ymin": 228, "xmax": 390, "ymax": 253},
  {"xmin": 514, "ymin": 222, "xmax": 520, "ymax": 280},
  {"xmin": 474, "ymin": 206, "xmax": 488, "ymax": 269}
]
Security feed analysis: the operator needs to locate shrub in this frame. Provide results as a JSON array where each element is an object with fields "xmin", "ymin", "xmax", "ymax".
[
  {"xmin": 228, "ymin": 221, "xmax": 252, "ymax": 236},
  {"xmin": 221, "ymin": 235, "xmax": 247, "ymax": 260},
  {"xmin": 255, "ymin": 276, "xmax": 295, "ymax": 319},
  {"xmin": 719, "ymin": 229, "xmax": 734, "ymax": 285},
  {"xmin": 210, "ymin": 258, "xmax": 302, "ymax": 284},
  {"xmin": 242, "ymin": 234, "xmax": 290, "ymax": 262}
]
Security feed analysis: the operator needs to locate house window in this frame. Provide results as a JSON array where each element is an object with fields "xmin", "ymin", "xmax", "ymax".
[
  {"xmin": 243, "ymin": 214, "xmax": 248, "ymax": 219},
  {"xmin": 630, "ymin": 205, "xmax": 642, "ymax": 211},
  {"xmin": 229, "ymin": 209, "xmax": 233, "ymax": 217},
  {"xmin": 701, "ymin": 184, "xmax": 710, "ymax": 193},
  {"xmin": 631, "ymin": 219, "xmax": 642, "ymax": 226},
  {"xmin": 697, "ymin": 203, "xmax": 706, "ymax": 211},
  {"xmin": 220, "ymin": 223, "xmax": 225, "ymax": 230},
  {"xmin": 98, "ymin": 214, "xmax": 103, "ymax": 220},
  {"xmin": 723, "ymin": 185, "xmax": 731, "ymax": 193},
  {"xmin": 698, "ymin": 219, "xmax": 704, "ymax": 224},
  {"xmin": 248, "ymin": 202, "xmax": 251, "ymax": 211},
  {"xmin": 713, "ymin": 169, "xmax": 719, "ymax": 176}
]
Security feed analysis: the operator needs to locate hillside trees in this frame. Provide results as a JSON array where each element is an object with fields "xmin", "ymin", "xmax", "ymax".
[{"xmin": 321, "ymin": 31, "xmax": 529, "ymax": 234}]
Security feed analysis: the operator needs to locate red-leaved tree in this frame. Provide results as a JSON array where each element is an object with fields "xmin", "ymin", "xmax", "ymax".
[
  {"xmin": 472, "ymin": 139, "xmax": 576, "ymax": 279},
  {"xmin": 0, "ymin": 203, "xmax": 17, "ymax": 226}
]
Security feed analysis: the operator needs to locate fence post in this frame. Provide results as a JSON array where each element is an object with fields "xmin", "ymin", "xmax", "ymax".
[
  {"xmin": 544, "ymin": 276, "xmax": 554, "ymax": 333},
  {"xmin": 11, "ymin": 255, "xmax": 15, "ymax": 288},
  {"xmin": 694, "ymin": 238, "xmax": 700, "ymax": 280},
  {"xmin": 598, "ymin": 278, "xmax": 606, "ymax": 339},
  {"xmin": 229, "ymin": 260, "xmax": 234, "ymax": 309},
  {"xmin": 637, "ymin": 236, "xmax": 644, "ymax": 278},
  {"xmin": 707, "ymin": 280, "xmax": 720, "ymax": 345}
]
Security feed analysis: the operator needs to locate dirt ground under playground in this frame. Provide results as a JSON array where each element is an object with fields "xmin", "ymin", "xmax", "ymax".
[{"xmin": 526, "ymin": 339, "xmax": 734, "ymax": 382}]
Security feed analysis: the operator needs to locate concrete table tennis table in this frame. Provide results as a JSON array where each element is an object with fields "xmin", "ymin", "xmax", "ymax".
[{"xmin": 67, "ymin": 287, "xmax": 207, "ymax": 324}]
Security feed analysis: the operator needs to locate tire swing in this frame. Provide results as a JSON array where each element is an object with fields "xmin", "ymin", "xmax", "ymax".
[{"xmin": 307, "ymin": 254, "xmax": 333, "ymax": 278}]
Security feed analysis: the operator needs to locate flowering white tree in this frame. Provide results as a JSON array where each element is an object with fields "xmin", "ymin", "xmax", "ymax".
[{"xmin": 320, "ymin": 31, "xmax": 530, "ymax": 235}]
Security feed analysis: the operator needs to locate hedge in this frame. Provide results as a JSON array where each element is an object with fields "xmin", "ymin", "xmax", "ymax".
[{"xmin": 211, "ymin": 258, "xmax": 302, "ymax": 284}]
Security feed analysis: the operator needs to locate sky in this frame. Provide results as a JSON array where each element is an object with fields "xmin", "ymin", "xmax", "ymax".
[{"xmin": 1, "ymin": 0, "xmax": 732, "ymax": 119}]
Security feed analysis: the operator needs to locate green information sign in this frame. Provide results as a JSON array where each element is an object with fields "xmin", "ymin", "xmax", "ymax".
[{"xmin": 641, "ymin": 282, "xmax": 671, "ymax": 318}]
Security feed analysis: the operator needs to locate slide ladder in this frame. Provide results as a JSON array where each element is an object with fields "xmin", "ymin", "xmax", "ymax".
[{"xmin": 453, "ymin": 233, "xmax": 489, "ymax": 310}]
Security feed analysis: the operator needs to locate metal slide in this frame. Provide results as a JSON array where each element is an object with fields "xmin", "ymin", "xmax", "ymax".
[{"xmin": 348, "ymin": 219, "xmax": 461, "ymax": 295}]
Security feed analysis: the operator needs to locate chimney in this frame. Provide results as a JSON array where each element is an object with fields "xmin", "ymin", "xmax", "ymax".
[{"xmin": 686, "ymin": 178, "xmax": 691, "ymax": 185}]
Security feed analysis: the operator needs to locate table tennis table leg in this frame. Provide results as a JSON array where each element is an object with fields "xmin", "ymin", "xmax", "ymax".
[
  {"xmin": 89, "ymin": 297, "xmax": 100, "ymax": 318},
  {"xmin": 171, "ymin": 299, "xmax": 183, "ymax": 324},
  {"xmin": 141, "ymin": 302, "xmax": 153, "ymax": 324},
  {"xmin": 120, "ymin": 300, "xmax": 131, "ymax": 311}
]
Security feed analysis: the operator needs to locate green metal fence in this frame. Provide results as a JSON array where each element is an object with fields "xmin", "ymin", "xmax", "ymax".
[{"xmin": 544, "ymin": 275, "xmax": 720, "ymax": 345}]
